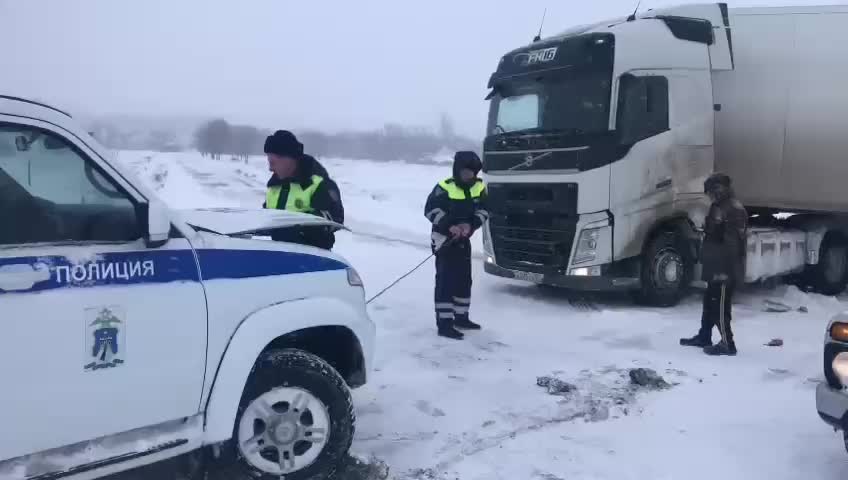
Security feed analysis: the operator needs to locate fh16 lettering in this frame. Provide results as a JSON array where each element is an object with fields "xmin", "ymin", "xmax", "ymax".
[{"xmin": 514, "ymin": 47, "xmax": 558, "ymax": 67}]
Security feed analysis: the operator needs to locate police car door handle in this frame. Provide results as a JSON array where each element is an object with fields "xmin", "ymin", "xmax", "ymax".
[{"xmin": 0, "ymin": 263, "xmax": 51, "ymax": 292}]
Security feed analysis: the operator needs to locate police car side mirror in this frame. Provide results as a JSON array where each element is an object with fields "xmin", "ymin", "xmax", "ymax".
[
  {"xmin": 142, "ymin": 199, "xmax": 170, "ymax": 248},
  {"xmin": 14, "ymin": 135, "xmax": 31, "ymax": 152}
]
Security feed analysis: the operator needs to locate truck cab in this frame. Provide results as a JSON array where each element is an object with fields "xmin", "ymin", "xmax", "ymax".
[
  {"xmin": 482, "ymin": 3, "xmax": 848, "ymax": 305},
  {"xmin": 481, "ymin": 4, "xmax": 732, "ymax": 305},
  {"xmin": 0, "ymin": 95, "xmax": 375, "ymax": 480}
]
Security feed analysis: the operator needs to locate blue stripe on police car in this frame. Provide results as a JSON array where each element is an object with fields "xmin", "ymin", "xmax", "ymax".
[{"xmin": 0, "ymin": 249, "xmax": 347, "ymax": 294}]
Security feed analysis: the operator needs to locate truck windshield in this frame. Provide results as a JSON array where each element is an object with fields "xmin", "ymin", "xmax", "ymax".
[{"xmin": 489, "ymin": 71, "xmax": 611, "ymax": 136}]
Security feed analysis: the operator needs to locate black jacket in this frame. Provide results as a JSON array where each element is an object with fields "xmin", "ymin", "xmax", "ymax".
[
  {"xmin": 701, "ymin": 193, "xmax": 747, "ymax": 284},
  {"xmin": 263, "ymin": 155, "xmax": 344, "ymax": 250},
  {"xmin": 424, "ymin": 177, "xmax": 489, "ymax": 250}
]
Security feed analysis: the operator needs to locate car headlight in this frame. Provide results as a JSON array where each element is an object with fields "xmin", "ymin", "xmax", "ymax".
[
  {"xmin": 826, "ymin": 322, "xmax": 848, "ymax": 389},
  {"xmin": 347, "ymin": 267, "xmax": 364, "ymax": 287},
  {"xmin": 831, "ymin": 322, "xmax": 848, "ymax": 342},
  {"xmin": 573, "ymin": 228, "xmax": 601, "ymax": 265},
  {"xmin": 833, "ymin": 353, "xmax": 848, "ymax": 389}
]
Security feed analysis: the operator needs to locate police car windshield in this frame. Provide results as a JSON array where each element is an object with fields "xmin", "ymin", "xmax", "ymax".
[
  {"xmin": 0, "ymin": 127, "xmax": 124, "ymax": 205},
  {"xmin": 488, "ymin": 70, "xmax": 611, "ymax": 137}
]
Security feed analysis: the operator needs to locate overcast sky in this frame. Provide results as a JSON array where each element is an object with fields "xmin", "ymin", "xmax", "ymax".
[{"xmin": 0, "ymin": 0, "xmax": 839, "ymax": 137}]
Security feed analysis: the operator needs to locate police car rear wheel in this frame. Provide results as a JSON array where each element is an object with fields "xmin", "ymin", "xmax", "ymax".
[{"xmin": 232, "ymin": 348, "xmax": 355, "ymax": 480}]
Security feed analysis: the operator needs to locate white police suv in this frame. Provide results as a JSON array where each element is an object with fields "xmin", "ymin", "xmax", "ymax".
[
  {"xmin": 816, "ymin": 314, "xmax": 848, "ymax": 454},
  {"xmin": 0, "ymin": 95, "xmax": 375, "ymax": 480}
]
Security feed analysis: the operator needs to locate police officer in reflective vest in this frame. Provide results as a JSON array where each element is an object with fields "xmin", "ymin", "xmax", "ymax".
[
  {"xmin": 424, "ymin": 151, "xmax": 489, "ymax": 340},
  {"xmin": 262, "ymin": 130, "xmax": 344, "ymax": 250}
]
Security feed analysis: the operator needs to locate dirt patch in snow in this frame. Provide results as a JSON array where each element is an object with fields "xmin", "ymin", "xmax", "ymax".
[
  {"xmin": 338, "ymin": 454, "xmax": 392, "ymax": 480},
  {"xmin": 535, "ymin": 366, "xmax": 679, "ymax": 423}
]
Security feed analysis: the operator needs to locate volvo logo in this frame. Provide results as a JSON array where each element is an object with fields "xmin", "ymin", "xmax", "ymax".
[{"xmin": 510, "ymin": 151, "xmax": 553, "ymax": 171}]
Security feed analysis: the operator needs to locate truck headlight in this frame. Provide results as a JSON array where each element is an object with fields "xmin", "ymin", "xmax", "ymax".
[
  {"xmin": 573, "ymin": 228, "xmax": 601, "ymax": 265},
  {"xmin": 482, "ymin": 221, "xmax": 494, "ymax": 255}
]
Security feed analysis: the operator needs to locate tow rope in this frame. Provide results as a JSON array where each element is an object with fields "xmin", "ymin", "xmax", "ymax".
[{"xmin": 365, "ymin": 239, "xmax": 453, "ymax": 305}]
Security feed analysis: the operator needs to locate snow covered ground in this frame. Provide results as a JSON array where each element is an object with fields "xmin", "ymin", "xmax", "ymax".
[{"xmin": 114, "ymin": 151, "xmax": 848, "ymax": 480}]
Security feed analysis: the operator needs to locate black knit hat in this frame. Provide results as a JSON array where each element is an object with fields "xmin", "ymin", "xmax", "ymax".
[
  {"xmin": 453, "ymin": 151, "xmax": 482, "ymax": 178},
  {"xmin": 264, "ymin": 130, "xmax": 303, "ymax": 158}
]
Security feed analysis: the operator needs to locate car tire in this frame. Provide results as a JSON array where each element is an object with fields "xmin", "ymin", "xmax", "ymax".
[
  {"xmin": 633, "ymin": 231, "xmax": 691, "ymax": 307},
  {"xmin": 806, "ymin": 234, "xmax": 848, "ymax": 296},
  {"xmin": 225, "ymin": 348, "xmax": 355, "ymax": 480}
]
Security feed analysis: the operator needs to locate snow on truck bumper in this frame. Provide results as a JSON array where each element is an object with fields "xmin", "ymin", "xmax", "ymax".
[
  {"xmin": 817, "ymin": 382, "xmax": 848, "ymax": 429},
  {"xmin": 483, "ymin": 260, "xmax": 639, "ymax": 291}
]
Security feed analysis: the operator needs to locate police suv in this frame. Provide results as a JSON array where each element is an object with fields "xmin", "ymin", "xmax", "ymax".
[
  {"xmin": 817, "ymin": 315, "xmax": 848, "ymax": 454},
  {"xmin": 0, "ymin": 95, "xmax": 375, "ymax": 480}
]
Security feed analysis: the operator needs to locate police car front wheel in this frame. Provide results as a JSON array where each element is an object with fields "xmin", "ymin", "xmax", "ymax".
[{"xmin": 230, "ymin": 348, "xmax": 355, "ymax": 480}]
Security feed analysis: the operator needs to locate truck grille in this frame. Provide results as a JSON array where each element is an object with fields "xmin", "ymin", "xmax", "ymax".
[{"xmin": 487, "ymin": 183, "xmax": 578, "ymax": 273}]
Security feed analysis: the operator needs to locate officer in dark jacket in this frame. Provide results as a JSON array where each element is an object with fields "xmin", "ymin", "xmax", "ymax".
[
  {"xmin": 262, "ymin": 130, "xmax": 344, "ymax": 250},
  {"xmin": 681, "ymin": 173, "xmax": 748, "ymax": 356},
  {"xmin": 424, "ymin": 151, "xmax": 488, "ymax": 340}
]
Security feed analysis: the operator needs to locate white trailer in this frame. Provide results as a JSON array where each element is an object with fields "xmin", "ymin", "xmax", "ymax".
[{"xmin": 481, "ymin": 3, "xmax": 848, "ymax": 305}]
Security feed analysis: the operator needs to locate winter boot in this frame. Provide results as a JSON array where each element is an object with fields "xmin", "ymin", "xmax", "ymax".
[
  {"xmin": 680, "ymin": 335, "xmax": 711, "ymax": 348},
  {"xmin": 454, "ymin": 316, "xmax": 481, "ymax": 330},
  {"xmin": 703, "ymin": 341, "xmax": 737, "ymax": 356},
  {"xmin": 437, "ymin": 320, "xmax": 464, "ymax": 340}
]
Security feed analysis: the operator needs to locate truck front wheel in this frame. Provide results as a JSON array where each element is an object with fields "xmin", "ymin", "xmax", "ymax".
[
  {"xmin": 634, "ymin": 232, "xmax": 691, "ymax": 307},
  {"xmin": 806, "ymin": 234, "xmax": 848, "ymax": 296},
  {"xmin": 227, "ymin": 348, "xmax": 355, "ymax": 480}
]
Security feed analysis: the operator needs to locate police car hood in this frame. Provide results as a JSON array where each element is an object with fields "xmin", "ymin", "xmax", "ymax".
[{"xmin": 176, "ymin": 208, "xmax": 346, "ymax": 237}]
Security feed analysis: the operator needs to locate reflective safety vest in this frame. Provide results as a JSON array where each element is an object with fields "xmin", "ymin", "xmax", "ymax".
[
  {"xmin": 437, "ymin": 178, "xmax": 485, "ymax": 200},
  {"xmin": 266, "ymin": 175, "xmax": 324, "ymax": 213}
]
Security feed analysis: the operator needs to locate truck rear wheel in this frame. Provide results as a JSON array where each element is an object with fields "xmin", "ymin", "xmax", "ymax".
[
  {"xmin": 634, "ymin": 232, "xmax": 691, "ymax": 307},
  {"xmin": 226, "ymin": 348, "xmax": 355, "ymax": 480},
  {"xmin": 806, "ymin": 234, "xmax": 848, "ymax": 296}
]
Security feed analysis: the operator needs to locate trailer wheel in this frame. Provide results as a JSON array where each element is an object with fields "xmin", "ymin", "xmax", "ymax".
[
  {"xmin": 633, "ymin": 231, "xmax": 691, "ymax": 307},
  {"xmin": 806, "ymin": 234, "xmax": 848, "ymax": 296}
]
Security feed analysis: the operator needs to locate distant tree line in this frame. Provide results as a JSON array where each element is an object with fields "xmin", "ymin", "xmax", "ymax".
[
  {"xmin": 87, "ymin": 121, "xmax": 184, "ymax": 152},
  {"xmin": 194, "ymin": 119, "xmax": 270, "ymax": 162},
  {"xmin": 192, "ymin": 113, "xmax": 479, "ymax": 163},
  {"xmin": 86, "ymin": 113, "xmax": 481, "ymax": 163}
]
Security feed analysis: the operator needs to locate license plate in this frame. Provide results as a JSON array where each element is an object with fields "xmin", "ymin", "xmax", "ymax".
[{"xmin": 511, "ymin": 270, "xmax": 544, "ymax": 283}]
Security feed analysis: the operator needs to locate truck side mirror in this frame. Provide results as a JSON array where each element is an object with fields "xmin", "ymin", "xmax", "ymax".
[{"xmin": 143, "ymin": 199, "xmax": 171, "ymax": 248}]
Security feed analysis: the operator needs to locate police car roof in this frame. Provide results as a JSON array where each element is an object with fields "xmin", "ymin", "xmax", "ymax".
[{"xmin": 0, "ymin": 95, "xmax": 73, "ymax": 119}]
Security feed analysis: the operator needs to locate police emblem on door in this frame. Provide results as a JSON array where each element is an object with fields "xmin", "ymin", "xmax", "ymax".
[{"xmin": 84, "ymin": 306, "xmax": 126, "ymax": 371}]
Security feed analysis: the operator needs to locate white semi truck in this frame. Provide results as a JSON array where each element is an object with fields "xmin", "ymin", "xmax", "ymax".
[{"xmin": 481, "ymin": 3, "xmax": 848, "ymax": 306}]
